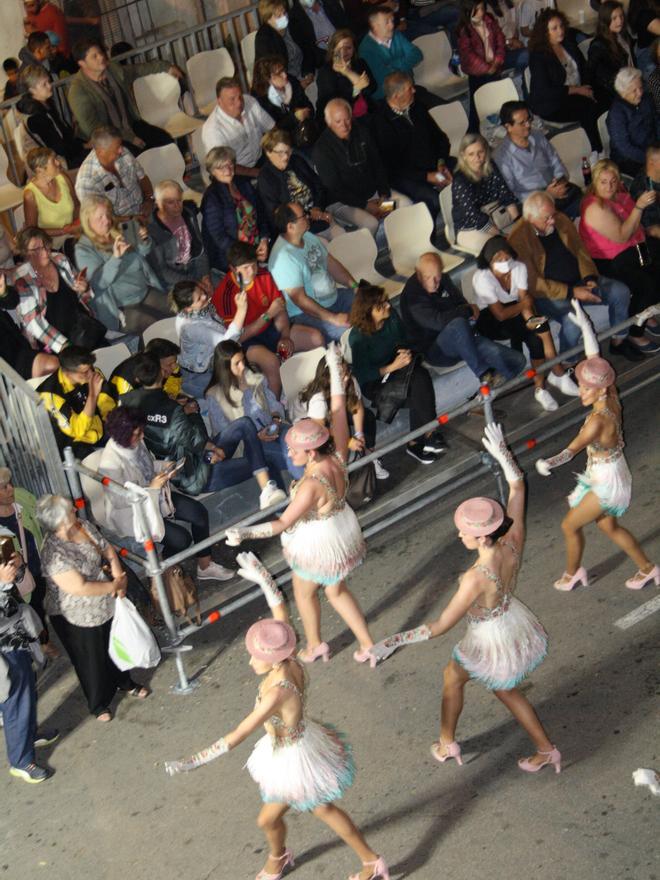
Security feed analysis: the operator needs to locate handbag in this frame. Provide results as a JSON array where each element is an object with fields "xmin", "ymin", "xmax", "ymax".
[
  {"xmin": 370, "ymin": 353, "xmax": 420, "ymax": 424},
  {"xmin": 346, "ymin": 453, "xmax": 377, "ymax": 509},
  {"xmin": 109, "ymin": 596, "xmax": 161, "ymax": 671},
  {"xmin": 151, "ymin": 565, "xmax": 201, "ymax": 627}
]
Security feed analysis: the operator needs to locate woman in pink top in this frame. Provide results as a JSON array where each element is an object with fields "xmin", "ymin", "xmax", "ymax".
[
  {"xmin": 457, "ymin": 0, "xmax": 507, "ymax": 131},
  {"xmin": 580, "ymin": 159, "xmax": 660, "ymax": 353}
]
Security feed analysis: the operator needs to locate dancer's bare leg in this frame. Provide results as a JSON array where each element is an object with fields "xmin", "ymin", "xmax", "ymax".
[
  {"xmin": 313, "ymin": 803, "xmax": 378, "ymax": 880},
  {"xmin": 493, "ymin": 687, "xmax": 554, "ymax": 767},
  {"xmin": 256, "ymin": 802, "xmax": 290, "ymax": 874},
  {"xmin": 596, "ymin": 515, "xmax": 653, "ymax": 571},
  {"xmin": 436, "ymin": 659, "xmax": 470, "ymax": 755},
  {"xmin": 558, "ymin": 492, "xmax": 604, "ymax": 584},
  {"xmin": 324, "ymin": 580, "xmax": 373, "ymax": 650},
  {"xmin": 292, "ymin": 574, "xmax": 323, "ymax": 650}
]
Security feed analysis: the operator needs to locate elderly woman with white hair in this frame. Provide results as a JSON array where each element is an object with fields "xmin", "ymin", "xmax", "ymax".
[
  {"xmin": 147, "ymin": 179, "xmax": 210, "ymax": 288},
  {"xmin": 38, "ymin": 494, "xmax": 150, "ymax": 723},
  {"xmin": 607, "ymin": 67, "xmax": 660, "ymax": 176}
]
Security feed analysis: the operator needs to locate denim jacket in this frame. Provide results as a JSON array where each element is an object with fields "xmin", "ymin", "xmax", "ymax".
[{"xmin": 175, "ymin": 305, "xmax": 241, "ymax": 373}]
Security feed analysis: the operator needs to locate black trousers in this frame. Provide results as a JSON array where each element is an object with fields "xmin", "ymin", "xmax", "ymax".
[
  {"xmin": 542, "ymin": 95, "xmax": 602, "ymax": 152},
  {"xmin": 29, "ymin": 575, "xmax": 49, "ymax": 642},
  {"xmin": 123, "ymin": 119, "xmax": 173, "ymax": 156},
  {"xmin": 476, "ymin": 309, "xmax": 545, "ymax": 360},
  {"xmin": 161, "ymin": 491, "xmax": 210, "ymax": 560},
  {"xmin": 363, "ymin": 363, "xmax": 436, "ymax": 433},
  {"xmin": 50, "ymin": 615, "xmax": 133, "ymax": 716},
  {"xmin": 594, "ymin": 240, "xmax": 660, "ymax": 337}
]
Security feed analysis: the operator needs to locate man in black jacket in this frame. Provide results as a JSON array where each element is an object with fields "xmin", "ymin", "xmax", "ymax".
[
  {"xmin": 400, "ymin": 253, "xmax": 525, "ymax": 385},
  {"xmin": 289, "ymin": 0, "xmax": 348, "ymax": 69},
  {"xmin": 371, "ymin": 71, "xmax": 453, "ymax": 224},
  {"xmin": 312, "ymin": 97, "xmax": 411, "ymax": 237}
]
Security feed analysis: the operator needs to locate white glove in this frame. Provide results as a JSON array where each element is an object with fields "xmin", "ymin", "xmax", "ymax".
[
  {"xmin": 236, "ymin": 551, "xmax": 283, "ymax": 608},
  {"xmin": 369, "ymin": 625, "xmax": 432, "ymax": 664},
  {"xmin": 535, "ymin": 458, "xmax": 551, "ymax": 477},
  {"xmin": 535, "ymin": 448, "xmax": 574, "ymax": 476},
  {"xmin": 634, "ymin": 304, "xmax": 660, "ymax": 327},
  {"xmin": 568, "ymin": 300, "xmax": 599, "ymax": 358},
  {"xmin": 325, "ymin": 341, "xmax": 345, "ymax": 398},
  {"xmin": 481, "ymin": 422, "xmax": 523, "ymax": 483},
  {"xmin": 632, "ymin": 768, "xmax": 660, "ymax": 796},
  {"xmin": 164, "ymin": 736, "xmax": 229, "ymax": 775},
  {"xmin": 225, "ymin": 522, "xmax": 274, "ymax": 546}
]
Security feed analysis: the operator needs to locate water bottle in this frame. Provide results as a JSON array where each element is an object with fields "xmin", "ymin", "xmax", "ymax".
[{"xmin": 581, "ymin": 157, "xmax": 592, "ymax": 187}]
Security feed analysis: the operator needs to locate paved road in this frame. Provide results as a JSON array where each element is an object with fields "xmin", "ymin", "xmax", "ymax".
[{"xmin": 2, "ymin": 383, "xmax": 658, "ymax": 880}]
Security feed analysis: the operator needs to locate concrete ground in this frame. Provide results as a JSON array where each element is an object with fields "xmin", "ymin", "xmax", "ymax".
[{"xmin": 2, "ymin": 381, "xmax": 658, "ymax": 880}]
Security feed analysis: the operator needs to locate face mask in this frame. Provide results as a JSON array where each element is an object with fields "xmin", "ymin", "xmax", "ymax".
[
  {"xmin": 301, "ymin": 0, "xmax": 315, "ymax": 7},
  {"xmin": 274, "ymin": 13, "xmax": 289, "ymax": 28},
  {"xmin": 493, "ymin": 259, "xmax": 513, "ymax": 273}
]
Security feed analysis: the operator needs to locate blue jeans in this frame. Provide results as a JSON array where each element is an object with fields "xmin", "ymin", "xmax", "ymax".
[
  {"xmin": 204, "ymin": 416, "xmax": 270, "ymax": 492},
  {"xmin": 535, "ymin": 276, "xmax": 630, "ymax": 353},
  {"xmin": 1, "ymin": 650, "xmax": 37, "ymax": 769},
  {"xmin": 261, "ymin": 425, "xmax": 305, "ymax": 490},
  {"xmin": 505, "ymin": 47, "xmax": 529, "ymax": 73},
  {"xmin": 425, "ymin": 316, "xmax": 526, "ymax": 379},
  {"xmin": 291, "ymin": 288, "xmax": 355, "ymax": 343},
  {"xmin": 406, "ymin": 3, "xmax": 459, "ymax": 42},
  {"xmin": 181, "ymin": 367, "xmax": 212, "ymax": 400}
]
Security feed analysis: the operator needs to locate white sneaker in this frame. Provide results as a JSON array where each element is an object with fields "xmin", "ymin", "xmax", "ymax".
[
  {"xmin": 197, "ymin": 561, "xmax": 235, "ymax": 581},
  {"xmin": 259, "ymin": 480, "xmax": 287, "ymax": 510},
  {"xmin": 547, "ymin": 371, "xmax": 579, "ymax": 396},
  {"xmin": 373, "ymin": 459, "xmax": 389, "ymax": 480},
  {"xmin": 534, "ymin": 386, "xmax": 559, "ymax": 411}
]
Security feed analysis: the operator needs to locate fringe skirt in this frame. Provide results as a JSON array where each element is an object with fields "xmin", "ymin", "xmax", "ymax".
[
  {"xmin": 568, "ymin": 455, "xmax": 632, "ymax": 517},
  {"xmin": 281, "ymin": 505, "xmax": 366, "ymax": 586}
]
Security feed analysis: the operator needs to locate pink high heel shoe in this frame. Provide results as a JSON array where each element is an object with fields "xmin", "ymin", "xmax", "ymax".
[
  {"xmin": 298, "ymin": 642, "xmax": 330, "ymax": 663},
  {"xmin": 430, "ymin": 740, "xmax": 463, "ymax": 765},
  {"xmin": 625, "ymin": 564, "xmax": 660, "ymax": 590},
  {"xmin": 518, "ymin": 747, "xmax": 562, "ymax": 774},
  {"xmin": 554, "ymin": 567, "xmax": 588, "ymax": 591},
  {"xmin": 353, "ymin": 647, "xmax": 377, "ymax": 668},
  {"xmin": 256, "ymin": 849, "xmax": 295, "ymax": 880},
  {"xmin": 348, "ymin": 855, "xmax": 390, "ymax": 880}
]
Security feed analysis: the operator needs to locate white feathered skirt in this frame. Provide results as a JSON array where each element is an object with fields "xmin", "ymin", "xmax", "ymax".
[
  {"xmin": 452, "ymin": 597, "xmax": 548, "ymax": 690},
  {"xmin": 280, "ymin": 506, "xmax": 366, "ymax": 586},
  {"xmin": 245, "ymin": 720, "xmax": 355, "ymax": 811},
  {"xmin": 568, "ymin": 454, "xmax": 632, "ymax": 517}
]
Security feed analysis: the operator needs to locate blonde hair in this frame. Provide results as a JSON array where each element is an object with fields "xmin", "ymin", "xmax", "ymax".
[
  {"xmin": 259, "ymin": 0, "xmax": 285, "ymax": 22},
  {"xmin": 456, "ymin": 133, "xmax": 493, "ymax": 182},
  {"xmin": 80, "ymin": 194, "xmax": 120, "ymax": 250},
  {"xmin": 26, "ymin": 146, "xmax": 56, "ymax": 175},
  {"xmin": 588, "ymin": 159, "xmax": 621, "ymax": 198}
]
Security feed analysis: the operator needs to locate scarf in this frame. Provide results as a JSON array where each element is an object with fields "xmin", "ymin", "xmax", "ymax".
[{"xmin": 267, "ymin": 81, "xmax": 293, "ymax": 108}]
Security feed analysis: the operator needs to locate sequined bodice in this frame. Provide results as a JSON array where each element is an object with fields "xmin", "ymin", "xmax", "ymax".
[
  {"xmin": 586, "ymin": 406, "xmax": 624, "ymax": 466},
  {"xmin": 466, "ymin": 541, "xmax": 519, "ymax": 623},
  {"xmin": 287, "ymin": 453, "xmax": 347, "ymax": 525},
  {"xmin": 256, "ymin": 670, "xmax": 306, "ymax": 747}
]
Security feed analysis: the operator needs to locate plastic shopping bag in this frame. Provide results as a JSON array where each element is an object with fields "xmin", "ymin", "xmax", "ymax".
[{"xmin": 109, "ymin": 597, "xmax": 161, "ymax": 671}]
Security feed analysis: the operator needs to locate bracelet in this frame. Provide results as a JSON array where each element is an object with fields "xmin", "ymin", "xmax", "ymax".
[
  {"xmin": 262, "ymin": 313, "xmax": 271, "ymax": 324},
  {"xmin": 353, "ymin": 431, "xmax": 365, "ymax": 439},
  {"xmin": 350, "ymin": 281, "xmax": 359, "ymax": 289}
]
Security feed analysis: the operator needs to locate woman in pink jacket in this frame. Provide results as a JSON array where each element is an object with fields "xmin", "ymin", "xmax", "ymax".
[{"xmin": 457, "ymin": 0, "xmax": 507, "ymax": 131}]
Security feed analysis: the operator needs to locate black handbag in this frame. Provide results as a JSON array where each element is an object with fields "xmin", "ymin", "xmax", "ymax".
[
  {"xmin": 345, "ymin": 452, "xmax": 377, "ymax": 509},
  {"xmin": 370, "ymin": 353, "xmax": 420, "ymax": 424}
]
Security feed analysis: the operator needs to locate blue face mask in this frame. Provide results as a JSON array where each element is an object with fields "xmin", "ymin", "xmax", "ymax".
[
  {"xmin": 301, "ymin": 0, "xmax": 315, "ymax": 7},
  {"xmin": 273, "ymin": 13, "xmax": 289, "ymax": 28}
]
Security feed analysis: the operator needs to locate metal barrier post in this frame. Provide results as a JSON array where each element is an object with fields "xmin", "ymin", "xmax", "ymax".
[{"xmin": 478, "ymin": 384, "xmax": 507, "ymax": 506}]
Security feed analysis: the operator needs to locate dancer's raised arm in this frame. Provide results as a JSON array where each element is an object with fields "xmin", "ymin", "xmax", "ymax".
[
  {"xmin": 325, "ymin": 341, "xmax": 350, "ymax": 463},
  {"xmin": 481, "ymin": 422, "xmax": 525, "ymax": 550}
]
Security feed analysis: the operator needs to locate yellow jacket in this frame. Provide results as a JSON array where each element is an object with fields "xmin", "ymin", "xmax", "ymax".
[{"xmin": 40, "ymin": 368, "xmax": 116, "ymax": 445}]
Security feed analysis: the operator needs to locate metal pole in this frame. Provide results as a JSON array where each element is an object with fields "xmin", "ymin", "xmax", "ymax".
[{"xmin": 62, "ymin": 446, "xmax": 90, "ymax": 520}]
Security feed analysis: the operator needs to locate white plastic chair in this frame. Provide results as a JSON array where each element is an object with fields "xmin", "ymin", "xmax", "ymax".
[
  {"xmin": 598, "ymin": 112, "xmax": 610, "ymax": 157},
  {"xmin": 186, "ymin": 48, "xmax": 235, "ymax": 116},
  {"xmin": 93, "ymin": 343, "xmax": 131, "ymax": 379},
  {"xmin": 327, "ymin": 228, "xmax": 403, "ymax": 300},
  {"xmin": 429, "ymin": 102, "xmax": 469, "ymax": 158},
  {"xmin": 80, "ymin": 449, "xmax": 107, "ymax": 526},
  {"xmin": 556, "ymin": 0, "xmax": 598, "ymax": 33},
  {"xmin": 191, "ymin": 126, "xmax": 210, "ymax": 186},
  {"xmin": 0, "ymin": 142, "xmax": 24, "ymax": 213},
  {"xmin": 549, "ymin": 127, "xmax": 592, "ymax": 187},
  {"xmin": 280, "ymin": 347, "xmax": 325, "ymax": 404},
  {"xmin": 305, "ymin": 79, "xmax": 318, "ymax": 110},
  {"xmin": 579, "ymin": 37, "xmax": 593, "ymax": 60},
  {"xmin": 27, "ymin": 374, "xmax": 51, "ymax": 390},
  {"xmin": 412, "ymin": 32, "xmax": 468, "ymax": 100},
  {"xmin": 241, "ymin": 31, "xmax": 257, "ymax": 86},
  {"xmin": 133, "ymin": 73, "xmax": 203, "ymax": 139},
  {"xmin": 460, "ymin": 266, "xmax": 478, "ymax": 306},
  {"xmin": 438, "ymin": 185, "xmax": 481, "ymax": 257},
  {"xmin": 474, "ymin": 79, "xmax": 518, "ymax": 127},
  {"xmin": 142, "ymin": 317, "xmax": 179, "ymax": 348},
  {"xmin": 383, "ymin": 203, "xmax": 464, "ymax": 278},
  {"xmin": 137, "ymin": 143, "xmax": 203, "ymax": 206}
]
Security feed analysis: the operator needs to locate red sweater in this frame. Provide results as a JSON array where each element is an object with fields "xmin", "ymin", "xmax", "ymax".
[{"xmin": 457, "ymin": 13, "xmax": 506, "ymax": 76}]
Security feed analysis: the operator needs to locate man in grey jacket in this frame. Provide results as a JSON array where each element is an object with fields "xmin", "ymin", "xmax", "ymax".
[{"xmin": 147, "ymin": 180, "xmax": 209, "ymax": 289}]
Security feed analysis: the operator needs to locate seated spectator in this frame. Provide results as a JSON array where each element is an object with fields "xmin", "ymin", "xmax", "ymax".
[
  {"xmin": 358, "ymin": 7, "xmax": 423, "ymax": 101},
  {"xmin": 316, "ymin": 29, "xmax": 376, "ymax": 120},
  {"xmin": 400, "ymin": 251, "xmax": 525, "ymax": 385},
  {"xmin": 120, "ymin": 354, "xmax": 286, "ymax": 504},
  {"xmin": 24, "ymin": 1, "xmax": 71, "ymax": 58},
  {"xmin": 37, "ymin": 493, "xmax": 149, "ymax": 723},
  {"xmin": 312, "ymin": 97, "xmax": 411, "ymax": 237},
  {"xmin": 147, "ymin": 180, "xmax": 209, "ymax": 288},
  {"xmin": 289, "ymin": 0, "xmax": 349, "ymax": 69},
  {"xmin": 518, "ymin": 0, "xmax": 554, "ymax": 46},
  {"xmin": 213, "ymin": 241, "xmax": 323, "ymax": 396},
  {"xmin": 457, "ymin": 0, "xmax": 507, "ymax": 131},
  {"xmin": 509, "ymin": 190, "xmax": 643, "ymax": 361},
  {"xmin": 23, "ymin": 148, "xmax": 80, "ymax": 245},
  {"xmin": 630, "ymin": 0, "xmax": 660, "ymax": 75},
  {"xmin": 486, "ymin": 0, "xmax": 528, "ymax": 70},
  {"xmin": 649, "ymin": 37, "xmax": 660, "ymax": 112},
  {"xmin": 76, "ymin": 194, "xmax": 164, "ymax": 334},
  {"xmin": 587, "ymin": 1, "xmax": 636, "ymax": 112},
  {"xmin": 75, "ymin": 126, "xmax": 155, "ymax": 222},
  {"xmin": 0, "ymin": 274, "xmax": 59, "ymax": 380},
  {"xmin": 528, "ymin": 9, "xmax": 602, "ymax": 152},
  {"xmin": 16, "ymin": 65, "xmax": 87, "ymax": 169},
  {"xmin": 2, "ymin": 58, "xmax": 20, "ymax": 101},
  {"xmin": 473, "ymin": 236, "xmax": 578, "ymax": 411},
  {"xmin": 67, "ymin": 38, "xmax": 177, "ymax": 152},
  {"xmin": 268, "ymin": 201, "xmax": 359, "ymax": 342},
  {"xmin": 205, "ymin": 340, "xmax": 296, "ymax": 489},
  {"xmin": 201, "ymin": 77, "xmax": 275, "ymax": 177},
  {"xmin": 255, "ymin": 0, "xmax": 315, "ymax": 88},
  {"xmin": 110, "ymin": 340, "xmax": 195, "ymax": 412},
  {"xmin": 494, "ymin": 100, "xmax": 582, "ymax": 218},
  {"xmin": 251, "ymin": 56, "xmax": 316, "ymax": 145},
  {"xmin": 258, "ymin": 129, "xmax": 341, "ymax": 239},
  {"xmin": 38, "ymin": 345, "xmax": 116, "ymax": 456},
  {"xmin": 99, "ymin": 407, "xmax": 234, "ymax": 581},
  {"xmin": 629, "ymin": 143, "xmax": 660, "ymax": 238},
  {"xmin": 15, "ymin": 226, "xmax": 107, "ymax": 353},
  {"xmin": 200, "ymin": 146, "xmax": 269, "ymax": 275},
  {"xmin": 370, "ymin": 71, "xmax": 453, "ymax": 225},
  {"xmin": 607, "ymin": 67, "xmax": 660, "ymax": 177},
  {"xmin": 18, "ymin": 31, "xmax": 58, "ymax": 79},
  {"xmin": 64, "ymin": 0, "xmax": 103, "ymax": 48},
  {"xmin": 580, "ymin": 159, "xmax": 660, "ymax": 351},
  {"xmin": 452, "ymin": 133, "xmax": 518, "ymax": 252},
  {"xmin": 348, "ymin": 283, "xmax": 447, "ymax": 465}
]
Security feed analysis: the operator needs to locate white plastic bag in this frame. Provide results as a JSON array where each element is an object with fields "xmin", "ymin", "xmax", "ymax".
[{"xmin": 109, "ymin": 597, "xmax": 161, "ymax": 671}]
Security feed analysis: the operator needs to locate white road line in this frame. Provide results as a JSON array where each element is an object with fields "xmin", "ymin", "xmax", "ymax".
[{"xmin": 614, "ymin": 595, "xmax": 660, "ymax": 630}]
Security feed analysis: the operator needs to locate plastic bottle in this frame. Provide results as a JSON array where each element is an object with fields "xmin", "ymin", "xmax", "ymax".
[{"xmin": 581, "ymin": 157, "xmax": 592, "ymax": 187}]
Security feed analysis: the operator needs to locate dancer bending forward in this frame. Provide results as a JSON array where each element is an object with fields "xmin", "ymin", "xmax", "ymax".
[
  {"xmin": 164, "ymin": 552, "xmax": 389, "ymax": 880},
  {"xmin": 227, "ymin": 342, "xmax": 378, "ymax": 666},
  {"xmin": 536, "ymin": 302, "xmax": 659, "ymax": 592},
  {"xmin": 371, "ymin": 424, "xmax": 561, "ymax": 773}
]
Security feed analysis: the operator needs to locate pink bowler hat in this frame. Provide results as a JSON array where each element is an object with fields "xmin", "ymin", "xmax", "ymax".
[
  {"xmin": 454, "ymin": 496, "xmax": 504, "ymax": 537},
  {"xmin": 575, "ymin": 356, "xmax": 615, "ymax": 389},
  {"xmin": 286, "ymin": 418, "xmax": 330, "ymax": 451},
  {"xmin": 245, "ymin": 619, "xmax": 297, "ymax": 664}
]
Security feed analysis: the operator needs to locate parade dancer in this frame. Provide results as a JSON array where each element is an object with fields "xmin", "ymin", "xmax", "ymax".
[
  {"xmin": 164, "ymin": 552, "xmax": 389, "ymax": 880},
  {"xmin": 369, "ymin": 424, "xmax": 561, "ymax": 774},
  {"xmin": 535, "ymin": 302, "xmax": 659, "ymax": 592},
  {"xmin": 226, "ymin": 342, "xmax": 379, "ymax": 666}
]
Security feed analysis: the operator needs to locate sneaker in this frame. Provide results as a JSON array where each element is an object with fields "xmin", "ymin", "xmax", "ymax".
[
  {"xmin": 609, "ymin": 338, "xmax": 644, "ymax": 362},
  {"xmin": 259, "ymin": 480, "xmax": 287, "ymax": 510},
  {"xmin": 9, "ymin": 763, "xmax": 53, "ymax": 784},
  {"xmin": 534, "ymin": 386, "xmax": 559, "ymax": 411},
  {"xmin": 643, "ymin": 322, "xmax": 660, "ymax": 339},
  {"xmin": 34, "ymin": 728, "xmax": 60, "ymax": 748},
  {"xmin": 196, "ymin": 561, "xmax": 235, "ymax": 582},
  {"xmin": 423, "ymin": 429, "xmax": 448, "ymax": 455},
  {"xmin": 479, "ymin": 369, "xmax": 507, "ymax": 389},
  {"xmin": 373, "ymin": 459, "xmax": 389, "ymax": 480},
  {"xmin": 406, "ymin": 441, "xmax": 436, "ymax": 465},
  {"xmin": 633, "ymin": 337, "xmax": 660, "ymax": 354},
  {"xmin": 547, "ymin": 371, "xmax": 579, "ymax": 396}
]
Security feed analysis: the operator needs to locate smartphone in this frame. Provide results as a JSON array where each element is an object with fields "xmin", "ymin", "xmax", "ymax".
[
  {"xmin": 167, "ymin": 457, "xmax": 186, "ymax": 474},
  {"xmin": 77, "ymin": 266, "xmax": 88, "ymax": 280},
  {"xmin": 380, "ymin": 199, "xmax": 396, "ymax": 214},
  {"xmin": 120, "ymin": 219, "xmax": 141, "ymax": 249},
  {"xmin": 0, "ymin": 537, "xmax": 15, "ymax": 563},
  {"xmin": 435, "ymin": 171, "xmax": 446, "ymax": 184}
]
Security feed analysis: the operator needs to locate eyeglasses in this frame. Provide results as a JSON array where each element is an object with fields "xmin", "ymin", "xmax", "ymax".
[
  {"xmin": 26, "ymin": 244, "xmax": 48, "ymax": 254},
  {"xmin": 512, "ymin": 117, "xmax": 532, "ymax": 127},
  {"xmin": 291, "ymin": 213, "xmax": 307, "ymax": 223},
  {"xmin": 214, "ymin": 162, "xmax": 235, "ymax": 172},
  {"xmin": 270, "ymin": 148, "xmax": 292, "ymax": 156}
]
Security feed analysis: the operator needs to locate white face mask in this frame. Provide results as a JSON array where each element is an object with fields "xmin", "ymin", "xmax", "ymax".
[
  {"xmin": 493, "ymin": 259, "xmax": 513, "ymax": 273},
  {"xmin": 274, "ymin": 13, "xmax": 289, "ymax": 28},
  {"xmin": 301, "ymin": 0, "xmax": 315, "ymax": 7}
]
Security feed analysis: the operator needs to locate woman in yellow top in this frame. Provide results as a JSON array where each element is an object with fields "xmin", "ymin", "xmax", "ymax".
[{"xmin": 23, "ymin": 147, "xmax": 80, "ymax": 240}]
